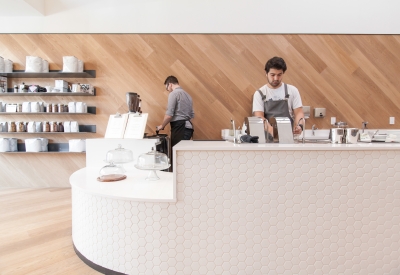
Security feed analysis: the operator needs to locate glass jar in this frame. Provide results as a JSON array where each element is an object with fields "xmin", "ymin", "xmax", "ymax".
[
  {"xmin": 8, "ymin": 121, "xmax": 16, "ymax": 132},
  {"xmin": 43, "ymin": 121, "xmax": 50, "ymax": 132},
  {"xmin": 17, "ymin": 121, "xmax": 25, "ymax": 132},
  {"xmin": 57, "ymin": 122, "xmax": 64, "ymax": 132},
  {"xmin": 52, "ymin": 103, "xmax": 58, "ymax": 113},
  {"xmin": 46, "ymin": 103, "xmax": 52, "ymax": 113},
  {"xmin": 50, "ymin": 121, "xmax": 58, "ymax": 132}
]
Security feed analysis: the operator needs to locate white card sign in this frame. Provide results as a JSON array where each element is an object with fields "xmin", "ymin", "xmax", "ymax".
[{"xmin": 104, "ymin": 113, "xmax": 148, "ymax": 139}]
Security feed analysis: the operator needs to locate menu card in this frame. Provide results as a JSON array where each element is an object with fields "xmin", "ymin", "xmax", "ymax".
[
  {"xmin": 104, "ymin": 113, "xmax": 148, "ymax": 139},
  {"xmin": 124, "ymin": 113, "xmax": 148, "ymax": 139}
]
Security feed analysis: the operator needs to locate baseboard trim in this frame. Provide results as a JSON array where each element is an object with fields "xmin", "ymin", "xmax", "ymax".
[{"xmin": 73, "ymin": 243, "xmax": 127, "ymax": 275}]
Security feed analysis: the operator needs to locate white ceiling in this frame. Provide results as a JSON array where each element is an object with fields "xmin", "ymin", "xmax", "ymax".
[
  {"xmin": 0, "ymin": 0, "xmax": 106, "ymax": 16},
  {"xmin": 0, "ymin": 0, "xmax": 398, "ymax": 34},
  {"xmin": 0, "ymin": 0, "xmax": 45, "ymax": 16}
]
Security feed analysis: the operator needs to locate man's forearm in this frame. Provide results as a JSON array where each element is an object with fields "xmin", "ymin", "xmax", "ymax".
[{"xmin": 160, "ymin": 115, "xmax": 172, "ymax": 129}]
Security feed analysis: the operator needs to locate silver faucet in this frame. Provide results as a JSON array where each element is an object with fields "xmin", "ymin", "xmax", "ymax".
[
  {"xmin": 362, "ymin": 121, "xmax": 368, "ymax": 133},
  {"xmin": 297, "ymin": 117, "xmax": 305, "ymax": 144},
  {"xmin": 312, "ymin": 124, "xmax": 317, "ymax": 136},
  {"xmin": 231, "ymin": 119, "xmax": 239, "ymax": 143}
]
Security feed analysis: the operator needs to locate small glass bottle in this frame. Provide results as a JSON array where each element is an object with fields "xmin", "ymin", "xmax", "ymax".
[
  {"xmin": 17, "ymin": 121, "xmax": 25, "ymax": 132},
  {"xmin": 58, "ymin": 122, "xmax": 64, "ymax": 132},
  {"xmin": 46, "ymin": 103, "xmax": 52, "ymax": 113},
  {"xmin": 43, "ymin": 121, "xmax": 50, "ymax": 132},
  {"xmin": 8, "ymin": 121, "xmax": 16, "ymax": 132},
  {"xmin": 50, "ymin": 121, "xmax": 58, "ymax": 132},
  {"xmin": 52, "ymin": 103, "xmax": 58, "ymax": 113}
]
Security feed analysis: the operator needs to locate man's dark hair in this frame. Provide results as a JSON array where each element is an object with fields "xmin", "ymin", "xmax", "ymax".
[
  {"xmin": 164, "ymin": 75, "xmax": 179, "ymax": 85},
  {"xmin": 265, "ymin": 57, "xmax": 287, "ymax": 73}
]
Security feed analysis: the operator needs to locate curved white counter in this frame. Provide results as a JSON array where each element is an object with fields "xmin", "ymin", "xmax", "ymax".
[
  {"xmin": 70, "ymin": 168, "xmax": 175, "ymax": 202},
  {"xmin": 71, "ymin": 140, "xmax": 400, "ymax": 275}
]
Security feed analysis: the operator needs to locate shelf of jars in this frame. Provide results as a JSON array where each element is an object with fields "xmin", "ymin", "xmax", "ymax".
[
  {"xmin": 1, "ymin": 87, "xmax": 96, "ymax": 96},
  {"xmin": 0, "ymin": 70, "xmax": 96, "ymax": 78},
  {"xmin": 0, "ymin": 125, "xmax": 96, "ymax": 134},
  {"xmin": 0, "ymin": 92, "xmax": 95, "ymax": 96},
  {"xmin": 0, "ymin": 106, "xmax": 96, "ymax": 115}
]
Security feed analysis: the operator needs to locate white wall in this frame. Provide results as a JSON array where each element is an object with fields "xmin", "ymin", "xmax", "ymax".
[{"xmin": 0, "ymin": 0, "xmax": 399, "ymax": 34}]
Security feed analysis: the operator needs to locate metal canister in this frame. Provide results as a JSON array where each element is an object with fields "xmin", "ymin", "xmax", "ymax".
[
  {"xmin": 329, "ymin": 128, "xmax": 344, "ymax": 143},
  {"xmin": 343, "ymin": 128, "xmax": 360, "ymax": 144}
]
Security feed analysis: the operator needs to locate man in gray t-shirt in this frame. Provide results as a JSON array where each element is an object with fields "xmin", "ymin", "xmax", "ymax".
[{"xmin": 157, "ymin": 75, "xmax": 194, "ymax": 148}]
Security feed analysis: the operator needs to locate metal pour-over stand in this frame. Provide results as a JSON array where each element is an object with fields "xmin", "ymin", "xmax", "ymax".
[{"xmin": 126, "ymin": 92, "xmax": 142, "ymax": 116}]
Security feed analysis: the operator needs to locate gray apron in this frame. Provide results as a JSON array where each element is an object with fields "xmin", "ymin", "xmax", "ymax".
[{"xmin": 257, "ymin": 83, "xmax": 293, "ymax": 126}]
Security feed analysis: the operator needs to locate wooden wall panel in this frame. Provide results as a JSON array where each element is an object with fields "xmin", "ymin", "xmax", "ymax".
[{"xmin": 1, "ymin": 34, "xmax": 400, "ymax": 187}]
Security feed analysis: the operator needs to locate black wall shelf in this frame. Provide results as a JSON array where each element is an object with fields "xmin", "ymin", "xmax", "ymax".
[
  {"xmin": 1, "ymin": 70, "xmax": 96, "ymax": 78},
  {"xmin": 0, "ymin": 106, "xmax": 96, "ymax": 114},
  {"xmin": 2, "ymin": 88, "xmax": 96, "ymax": 95},
  {"xmin": 0, "ymin": 143, "xmax": 85, "ymax": 153},
  {"xmin": 0, "ymin": 125, "xmax": 96, "ymax": 133}
]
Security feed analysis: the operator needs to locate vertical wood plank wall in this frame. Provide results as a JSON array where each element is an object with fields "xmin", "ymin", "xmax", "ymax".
[{"xmin": 1, "ymin": 34, "xmax": 400, "ymax": 187}]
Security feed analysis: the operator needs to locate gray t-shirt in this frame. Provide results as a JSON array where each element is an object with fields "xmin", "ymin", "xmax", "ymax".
[{"xmin": 166, "ymin": 87, "xmax": 194, "ymax": 129}]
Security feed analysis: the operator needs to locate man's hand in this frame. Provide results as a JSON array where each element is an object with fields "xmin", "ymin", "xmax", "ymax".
[
  {"xmin": 156, "ymin": 125, "xmax": 164, "ymax": 130},
  {"xmin": 293, "ymin": 125, "xmax": 303, "ymax": 134}
]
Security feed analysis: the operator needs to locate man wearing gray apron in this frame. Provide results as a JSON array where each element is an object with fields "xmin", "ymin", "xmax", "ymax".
[{"xmin": 253, "ymin": 56, "xmax": 305, "ymax": 136}]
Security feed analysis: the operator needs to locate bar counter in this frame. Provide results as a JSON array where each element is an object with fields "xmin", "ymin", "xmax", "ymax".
[{"xmin": 71, "ymin": 139, "xmax": 400, "ymax": 274}]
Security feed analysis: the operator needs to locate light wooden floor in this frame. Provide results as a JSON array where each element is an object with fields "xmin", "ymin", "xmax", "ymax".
[{"xmin": 0, "ymin": 188, "xmax": 101, "ymax": 275}]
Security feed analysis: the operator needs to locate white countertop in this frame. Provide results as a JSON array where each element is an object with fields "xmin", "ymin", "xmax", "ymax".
[
  {"xmin": 174, "ymin": 140, "xmax": 400, "ymax": 151},
  {"xmin": 70, "ymin": 167, "xmax": 175, "ymax": 202}
]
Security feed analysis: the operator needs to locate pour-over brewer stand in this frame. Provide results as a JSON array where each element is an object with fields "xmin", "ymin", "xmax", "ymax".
[{"xmin": 126, "ymin": 92, "xmax": 142, "ymax": 116}]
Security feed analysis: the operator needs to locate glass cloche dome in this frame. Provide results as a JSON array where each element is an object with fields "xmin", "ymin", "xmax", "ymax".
[
  {"xmin": 105, "ymin": 144, "xmax": 134, "ymax": 165},
  {"xmin": 97, "ymin": 144, "xmax": 134, "ymax": 182},
  {"xmin": 134, "ymin": 147, "xmax": 170, "ymax": 180}
]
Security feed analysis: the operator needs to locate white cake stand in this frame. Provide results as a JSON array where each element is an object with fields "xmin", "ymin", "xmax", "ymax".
[{"xmin": 134, "ymin": 164, "xmax": 171, "ymax": 181}]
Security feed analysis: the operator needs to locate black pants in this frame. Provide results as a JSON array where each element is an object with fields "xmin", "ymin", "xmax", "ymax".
[
  {"xmin": 183, "ymin": 128, "xmax": 194, "ymax": 140},
  {"xmin": 170, "ymin": 120, "xmax": 193, "ymax": 147},
  {"xmin": 170, "ymin": 120, "xmax": 193, "ymax": 172}
]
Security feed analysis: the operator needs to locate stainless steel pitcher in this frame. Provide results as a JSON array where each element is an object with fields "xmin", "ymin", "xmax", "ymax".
[
  {"xmin": 329, "ymin": 128, "xmax": 344, "ymax": 143},
  {"xmin": 343, "ymin": 128, "xmax": 359, "ymax": 144}
]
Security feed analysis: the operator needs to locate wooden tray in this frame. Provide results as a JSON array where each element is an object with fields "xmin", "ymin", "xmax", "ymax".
[{"xmin": 97, "ymin": 174, "xmax": 127, "ymax": 182}]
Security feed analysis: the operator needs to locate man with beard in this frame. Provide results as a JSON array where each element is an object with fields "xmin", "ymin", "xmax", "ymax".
[{"xmin": 252, "ymin": 56, "xmax": 304, "ymax": 136}]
